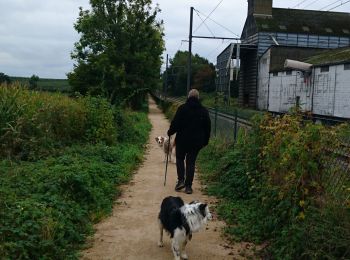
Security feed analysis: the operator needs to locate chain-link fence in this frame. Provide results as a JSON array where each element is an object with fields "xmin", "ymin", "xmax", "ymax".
[
  {"xmin": 156, "ymin": 94, "xmax": 252, "ymax": 142},
  {"xmin": 323, "ymin": 142, "xmax": 350, "ymax": 203},
  {"xmin": 208, "ymin": 108, "xmax": 252, "ymax": 141},
  {"xmin": 153, "ymin": 92, "xmax": 349, "ymax": 199}
]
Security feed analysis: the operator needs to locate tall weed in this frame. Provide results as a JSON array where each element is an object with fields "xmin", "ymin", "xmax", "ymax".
[
  {"xmin": 0, "ymin": 84, "xmax": 117, "ymax": 160},
  {"xmin": 0, "ymin": 109, "xmax": 151, "ymax": 258},
  {"xmin": 198, "ymin": 114, "xmax": 350, "ymax": 259},
  {"xmin": 0, "ymin": 144, "xmax": 144, "ymax": 259}
]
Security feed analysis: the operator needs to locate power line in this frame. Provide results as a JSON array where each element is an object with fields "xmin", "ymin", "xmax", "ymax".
[
  {"xmin": 176, "ymin": 41, "xmax": 184, "ymax": 52},
  {"xmin": 320, "ymin": 0, "xmax": 342, "ymax": 10},
  {"xmin": 193, "ymin": 0, "xmax": 224, "ymax": 34},
  {"xmin": 303, "ymin": 0, "xmax": 320, "ymax": 9},
  {"xmin": 327, "ymin": 0, "xmax": 350, "ymax": 11},
  {"xmin": 195, "ymin": 9, "xmax": 241, "ymax": 38},
  {"xmin": 194, "ymin": 9, "xmax": 215, "ymax": 37},
  {"xmin": 292, "ymin": 0, "xmax": 311, "ymax": 8},
  {"xmin": 206, "ymin": 39, "xmax": 229, "ymax": 59}
]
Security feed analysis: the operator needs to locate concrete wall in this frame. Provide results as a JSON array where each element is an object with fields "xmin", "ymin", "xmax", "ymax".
[
  {"xmin": 333, "ymin": 65, "xmax": 350, "ymax": 118},
  {"xmin": 257, "ymin": 49, "xmax": 270, "ymax": 110},
  {"xmin": 268, "ymin": 71, "xmax": 312, "ymax": 113},
  {"xmin": 313, "ymin": 65, "xmax": 350, "ymax": 118},
  {"xmin": 258, "ymin": 63, "xmax": 350, "ymax": 119}
]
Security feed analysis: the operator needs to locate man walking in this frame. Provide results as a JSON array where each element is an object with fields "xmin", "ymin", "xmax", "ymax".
[{"xmin": 167, "ymin": 89, "xmax": 211, "ymax": 194}]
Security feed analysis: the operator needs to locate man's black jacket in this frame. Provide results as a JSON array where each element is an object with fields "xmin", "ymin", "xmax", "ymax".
[{"xmin": 167, "ymin": 97, "xmax": 211, "ymax": 150}]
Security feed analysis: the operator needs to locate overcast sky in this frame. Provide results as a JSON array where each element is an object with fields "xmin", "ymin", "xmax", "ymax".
[{"xmin": 0, "ymin": 0, "xmax": 349, "ymax": 79}]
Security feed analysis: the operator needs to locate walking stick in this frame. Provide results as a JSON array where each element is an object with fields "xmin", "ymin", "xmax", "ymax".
[{"xmin": 164, "ymin": 136, "xmax": 171, "ymax": 186}]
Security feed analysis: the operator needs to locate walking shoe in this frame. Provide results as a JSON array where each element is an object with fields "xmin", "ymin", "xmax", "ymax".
[
  {"xmin": 185, "ymin": 186, "xmax": 193, "ymax": 194},
  {"xmin": 175, "ymin": 181, "xmax": 185, "ymax": 191}
]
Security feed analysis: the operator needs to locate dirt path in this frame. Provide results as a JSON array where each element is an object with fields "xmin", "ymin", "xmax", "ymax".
[{"xmin": 82, "ymin": 98, "xmax": 252, "ymax": 260}]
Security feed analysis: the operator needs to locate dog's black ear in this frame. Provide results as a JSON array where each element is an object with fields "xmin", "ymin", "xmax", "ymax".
[
  {"xmin": 199, "ymin": 203, "xmax": 207, "ymax": 210},
  {"xmin": 199, "ymin": 203, "xmax": 207, "ymax": 216},
  {"xmin": 155, "ymin": 137, "xmax": 158, "ymax": 141}
]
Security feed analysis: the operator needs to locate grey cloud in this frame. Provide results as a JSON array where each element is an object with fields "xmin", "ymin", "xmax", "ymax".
[
  {"xmin": 0, "ymin": 0, "xmax": 89, "ymax": 78},
  {"xmin": 0, "ymin": 0, "xmax": 349, "ymax": 78}
]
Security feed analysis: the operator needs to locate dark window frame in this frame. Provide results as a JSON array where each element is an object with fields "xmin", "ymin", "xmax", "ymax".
[{"xmin": 320, "ymin": 66, "xmax": 329, "ymax": 73}]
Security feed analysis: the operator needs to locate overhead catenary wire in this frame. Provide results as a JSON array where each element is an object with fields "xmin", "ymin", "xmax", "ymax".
[
  {"xmin": 319, "ymin": 0, "xmax": 342, "ymax": 10},
  {"xmin": 292, "ymin": 0, "xmax": 311, "ymax": 8},
  {"xmin": 327, "ymin": 0, "xmax": 350, "ymax": 11},
  {"xmin": 206, "ymin": 39, "xmax": 229, "ymax": 59},
  {"xmin": 178, "ymin": 41, "xmax": 183, "ymax": 51},
  {"xmin": 194, "ymin": 9, "xmax": 216, "ymax": 38},
  {"xmin": 193, "ymin": 0, "xmax": 224, "ymax": 34},
  {"xmin": 302, "ymin": 0, "xmax": 321, "ymax": 9},
  {"xmin": 194, "ymin": 9, "xmax": 240, "ymax": 38}
]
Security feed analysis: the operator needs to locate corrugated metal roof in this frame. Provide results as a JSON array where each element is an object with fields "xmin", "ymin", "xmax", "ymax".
[
  {"xmin": 255, "ymin": 8, "xmax": 350, "ymax": 37},
  {"xmin": 304, "ymin": 47, "xmax": 350, "ymax": 66},
  {"xmin": 266, "ymin": 45, "xmax": 324, "ymax": 72}
]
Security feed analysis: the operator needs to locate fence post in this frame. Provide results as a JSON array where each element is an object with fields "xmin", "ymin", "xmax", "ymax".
[
  {"xmin": 234, "ymin": 108, "xmax": 238, "ymax": 143},
  {"xmin": 214, "ymin": 96, "xmax": 218, "ymax": 137}
]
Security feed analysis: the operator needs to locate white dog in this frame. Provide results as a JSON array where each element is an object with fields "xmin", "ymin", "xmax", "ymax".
[
  {"xmin": 155, "ymin": 136, "xmax": 175, "ymax": 162},
  {"xmin": 158, "ymin": 196, "xmax": 212, "ymax": 260}
]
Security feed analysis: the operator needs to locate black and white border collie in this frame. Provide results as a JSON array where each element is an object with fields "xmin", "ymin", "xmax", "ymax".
[{"xmin": 158, "ymin": 196, "xmax": 212, "ymax": 260}]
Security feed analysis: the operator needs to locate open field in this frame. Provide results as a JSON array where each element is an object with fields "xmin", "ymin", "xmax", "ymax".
[{"xmin": 10, "ymin": 77, "xmax": 71, "ymax": 92}]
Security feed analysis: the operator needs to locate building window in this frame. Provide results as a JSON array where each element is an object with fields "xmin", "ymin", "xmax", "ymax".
[
  {"xmin": 279, "ymin": 25, "xmax": 287, "ymax": 30},
  {"xmin": 302, "ymin": 26, "xmax": 310, "ymax": 32},
  {"xmin": 320, "ymin": 66, "xmax": 329, "ymax": 72},
  {"xmin": 286, "ymin": 70, "xmax": 292, "ymax": 75},
  {"xmin": 296, "ymin": 96, "xmax": 300, "ymax": 108},
  {"xmin": 344, "ymin": 63, "xmax": 350, "ymax": 70},
  {"xmin": 273, "ymin": 72, "xmax": 278, "ymax": 76}
]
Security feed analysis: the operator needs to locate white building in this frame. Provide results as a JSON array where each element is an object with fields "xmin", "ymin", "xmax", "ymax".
[{"xmin": 257, "ymin": 46, "xmax": 350, "ymax": 119}]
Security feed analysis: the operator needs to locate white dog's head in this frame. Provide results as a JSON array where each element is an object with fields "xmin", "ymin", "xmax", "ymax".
[
  {"xmin": 181, "ymin": 201, "xmax": 212, "ymax": 232},
  {"xmin": 190, "ymin": 201, "xmax": 212, "ymax": 221},
  {"xmin": 155, "ymin": 136, "xmax": 166, "ymax": 147}
]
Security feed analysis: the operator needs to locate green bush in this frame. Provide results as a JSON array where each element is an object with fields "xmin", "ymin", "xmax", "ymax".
[
  {"xmin": 151, "ymin": 95, "xmax": 179, "ymax": 120},
  {"xmin": 82, "ymin": 96, "xmax": 117, "ymax": 145},
  {"xmin": 114, "ymin": 108, "xmax": 151, "ymax": 144},
  {"xmin": 0, "ymin": 84, "xmax": 152, "ymax": 258},
  {"xmin": 0, "ymin": 84, "xmax": 118, "ymax": 160},
  {"xmin": 0, "ymin": 110, "xmax": 150, "ymax": 259},
  {"xmin": 0, "ymin": 144, "xmax": 145, "ymax": 259},
  {"xmin": 198, "ymin": 114, "xmax": 350, "ymax": 259}
]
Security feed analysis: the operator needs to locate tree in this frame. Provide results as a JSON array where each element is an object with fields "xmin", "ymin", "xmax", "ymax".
[
  {"xmin": 0, "ymin": 73, "xmax": 11, "ymax": 85},
  {"xmin": 193, "ymin": 64, "xmax": 216, "ymax": 92},
  {"xmin": 29, "ymin": 74, "xmax": 40, "ymax": 90},
  {"xmin": 164, "ymin": 51, "xmax": 216, "ymax": 96},
  {"xmin": 68, "ymin": 0, "xmax": 164, "ymax": 108}
]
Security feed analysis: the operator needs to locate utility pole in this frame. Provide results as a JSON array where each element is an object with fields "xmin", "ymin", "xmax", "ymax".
[
  {"xmin": 187, "ymin": 7, "xmax": 194, "ymax": 94},
  {"xmin": 165, "ymin": 54, "xmax": 169, "ymax": 99},
  {"xmin": 185, "ymin": 6, "xmax": 240, "ymax": 96}
]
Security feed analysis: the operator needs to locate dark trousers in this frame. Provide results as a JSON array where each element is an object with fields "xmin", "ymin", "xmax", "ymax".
[{"xmin": 176, "ymin": 146, "xmax": 200, "ymax": 187}]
